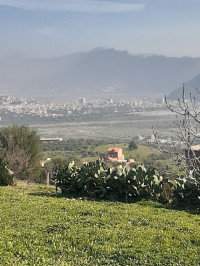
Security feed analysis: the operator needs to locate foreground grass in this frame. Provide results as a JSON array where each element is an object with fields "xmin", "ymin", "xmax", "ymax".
[{"xmin": 0, "ymin": 186, "xmax": 200, "ymax": 265}]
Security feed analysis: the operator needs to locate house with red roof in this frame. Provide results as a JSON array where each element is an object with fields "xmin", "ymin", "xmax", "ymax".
[{"xmin": 99, "ymin": 147, "xmax": 125, "ymax": 162}]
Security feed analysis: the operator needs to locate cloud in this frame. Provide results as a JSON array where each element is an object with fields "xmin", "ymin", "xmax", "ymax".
[{"xmin": 0, "ymin": 0, "xmax": 146, "ymax": 13}]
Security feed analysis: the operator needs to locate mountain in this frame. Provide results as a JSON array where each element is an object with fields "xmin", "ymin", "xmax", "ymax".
[
  {"xmin": 1, "ymin": 48, "xmax": 200, "ymax": 100},
  {"xmin": 168, "ymin": 73, "xmax": 200, "ymax": 100}
]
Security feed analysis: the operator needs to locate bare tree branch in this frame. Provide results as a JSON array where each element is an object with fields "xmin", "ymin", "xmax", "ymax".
[{"xmin": 152, "ymin": 85, "xmax": 200, "ymax": 182}]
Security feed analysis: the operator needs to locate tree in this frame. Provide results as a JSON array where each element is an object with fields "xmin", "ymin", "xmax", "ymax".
[
  {"xmin": 128, "ymin": 140, "xmax": 138, "ymax": 150},
  {"xmin": 151, "ymin": 86, "xmax": 200, "ymax": 208},
  {"xmin": 0, "ymin": 125, "xmax": 41, "ymax": 181},
  {"xmin": 153, "ymin": 86, "xmax": 200, "ymax": 182}
]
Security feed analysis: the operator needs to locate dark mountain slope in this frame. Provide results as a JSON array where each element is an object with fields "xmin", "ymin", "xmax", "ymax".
[
  {"xmin": 168, "ymin": 73, "xmax": 200, "ymax": 100},
  {"xmin": 0, "ymin": 48, "xmax": 200, "ymax": 99}
]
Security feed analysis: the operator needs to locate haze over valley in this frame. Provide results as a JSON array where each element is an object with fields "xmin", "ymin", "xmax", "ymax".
[{"xmin": 1, "ymin": 48, "xmax": 200, "ymax": 100}]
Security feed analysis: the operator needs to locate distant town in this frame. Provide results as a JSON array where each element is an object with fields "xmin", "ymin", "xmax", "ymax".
[
  {"xmin": 0, "ymin": 95, "xmax": 192, "ymax": 145},
  {"xmin": 0, "ymin": 95, "xmax": 168, "ymax": 122}
]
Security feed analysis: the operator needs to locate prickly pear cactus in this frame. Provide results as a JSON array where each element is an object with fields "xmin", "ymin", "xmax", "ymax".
[{"xmin": 53, "ymin": 160, "xmax": 194, "ymax": 204}]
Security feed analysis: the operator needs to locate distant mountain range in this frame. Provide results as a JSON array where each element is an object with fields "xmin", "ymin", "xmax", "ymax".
[{"xmin": 1, "ymin": 48, "xmax": 200, "ymax": 100}]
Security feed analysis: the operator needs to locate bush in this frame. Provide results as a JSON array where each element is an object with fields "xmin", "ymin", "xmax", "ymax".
[{"xmin": 128, "ymin": 140, "xmax": 138, "ymax": 150}]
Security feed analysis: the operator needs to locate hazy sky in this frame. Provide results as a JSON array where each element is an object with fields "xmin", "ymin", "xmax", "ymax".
[{"xmin": 0, "ymin": 0, "xmax": 200, "ymax": 57}]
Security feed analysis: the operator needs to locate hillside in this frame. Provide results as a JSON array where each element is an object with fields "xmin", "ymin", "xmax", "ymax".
[
  {"xmin": 169, "ymin": 73, "xmax": 200, "ymax": 100},
  {"xmin": 0, "ymin": 185, "xmax": 199, "ymax": 265},
  {"xmin": 1, "ymin": 48, "xmax": 200, "ymax": 99}
]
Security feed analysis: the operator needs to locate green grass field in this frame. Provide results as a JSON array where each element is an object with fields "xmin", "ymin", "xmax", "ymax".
[{"xmin": 0, "ymin": 185, "xmax": 199, "ymax": 265}]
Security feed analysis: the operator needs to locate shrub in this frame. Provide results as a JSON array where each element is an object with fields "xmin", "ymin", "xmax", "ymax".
[{"xmin": 128, "ymin": 140, "xmax": 138, "ymax": 150}]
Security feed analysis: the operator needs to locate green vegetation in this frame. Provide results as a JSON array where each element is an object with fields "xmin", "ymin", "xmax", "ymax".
[
  {"xmin": 43, "ymin": 155, "xmax": 82, "ymax": 185},
  {"xmin": 41, "ymin": 139, "xmax": 109, "ymax": 159},
  {"xmin": 42, "ymin": 140, "xmax": 176, "ymax": 175},
  {"xmin": 0, "ymin": 125, "xmax": 41, "ymax": 181},
  {"xmin": 44, "ymin": 156, "xmax": 82, "ymax": 172},
  {"xmin": 89, "ymin": 144, "xmax": 155, "ymax": 161},
  {"xmin": 54, "ymin": 161, "xmax": 168, "ymax": 202},
  {"xmin": 128, "ymin": 140, "xmax": 138, "ymax": 150},
  {"xmin": 0, "ymin": 185, "xmax": 199, "ymax": 265},
  {"xmin": 45, "ymin": 141, "xmax": 177, "ymax": 178},
  {"xmin": 143, "ymin": 153, "xmax": 180, "ymax": 177},
  {"xmin": 41, "ymin": 140, "xmax": 155, "ymax": 164},
  {"xmin": 0, "ymin": 158, "xmax": 13, "ymax": 186},
  {"xmin": 123, "ymin": 144, "xmax": 155, "ymax": 161},
  {"xmin": 53, "ymin": 160, "xmax": 200, "ymax": 208},
  {"xmin": 42, "ymin": 139, "xmax": 165, "ymax": 170}
]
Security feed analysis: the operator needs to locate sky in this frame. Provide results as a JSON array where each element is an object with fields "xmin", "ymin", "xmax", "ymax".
[{"xmin": 0, "ymin": 0, "xmax": 200, "ymax": 57}]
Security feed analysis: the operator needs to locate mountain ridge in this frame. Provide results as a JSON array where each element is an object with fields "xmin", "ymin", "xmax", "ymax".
[
  {"xmin": 1, "ymin": 48, "xmax": 200, "ymax": 100},
  {"xmin": 168, "ymin": 73, "xmax": 200, "ymax": 100}
]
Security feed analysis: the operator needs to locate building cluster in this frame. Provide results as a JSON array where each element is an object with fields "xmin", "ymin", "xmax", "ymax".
[
  {"xmin": 0, "ymin": 96, "xmax": 65, "ymax": 118},
  {"xmin": 0, "ymin": 95, "xmax": 167, "ymax": 121}
]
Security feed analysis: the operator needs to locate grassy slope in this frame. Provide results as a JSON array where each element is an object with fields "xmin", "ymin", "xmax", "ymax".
[{"xmin": 0, "ymin": 186, "xmax": 200, "ymax": 265}]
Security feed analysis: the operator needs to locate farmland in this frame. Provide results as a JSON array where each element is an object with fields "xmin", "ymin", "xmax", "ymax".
[
  {"xmin": 32, "ymin": 113, "xmax": 175, "ymax": 141},
  {"xmin": 0, "ymin": 185, "xmax": 200, "ymax": 265}
]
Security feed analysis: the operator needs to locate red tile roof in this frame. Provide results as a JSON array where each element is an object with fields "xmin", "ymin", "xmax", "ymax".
[{"xmin": 108, "ymin": 147, "xmax": 122, "ymax": 152}]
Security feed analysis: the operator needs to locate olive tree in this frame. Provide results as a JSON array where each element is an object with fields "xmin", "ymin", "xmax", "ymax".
[{"xmin": 0, "ymin": 125, "xmax": 41, "ymax": 181}]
